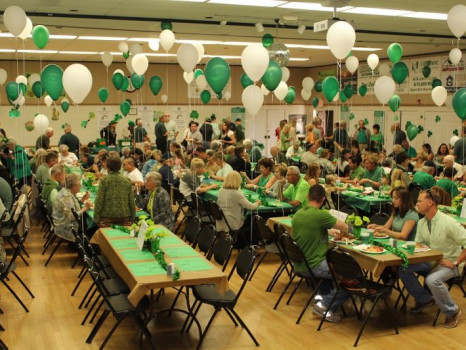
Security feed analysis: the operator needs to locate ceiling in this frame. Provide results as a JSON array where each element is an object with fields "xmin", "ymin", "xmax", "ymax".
[{"xmin": 0, "ymin": 0, "xmax": 464, "ymax": 67}]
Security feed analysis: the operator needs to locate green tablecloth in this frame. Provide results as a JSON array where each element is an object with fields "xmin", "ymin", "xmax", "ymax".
[{"xmin": 341, "ymin": 191, "xmax": 391, "ymax": 213}]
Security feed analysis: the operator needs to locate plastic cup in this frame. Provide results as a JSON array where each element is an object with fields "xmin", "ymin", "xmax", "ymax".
[
  {"xmin": 365, "ymin": 229, "xmax": 374, "ymax": 240},
  {"xmin": 336, "ymin": 179, "xmax": 341, "ymax": 186},
  {"xmin": 373, "ymin": 191, "xmax": 379, "ymax": 198},
  {"xmin": 406, "ymin": 241, "xmax": 416, "ymax": 254},
  {"xmin": 361, "ymin": 232, "xmax": 370, "ymax": 244}
]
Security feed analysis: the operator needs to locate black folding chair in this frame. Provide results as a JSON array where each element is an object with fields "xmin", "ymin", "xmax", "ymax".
[
  {"xmin": 190, "ymin": 193, "xmax": 213, "ymax": 224},
  {"xmin": 208, "ymin": 200, "xmax": 239, "ymax": 243},
  {"xmin": 369, "ymin": 212, "xmax": 390, "ymax": 226},
  {"xmin": 340, "ymin": 205, "xmax": 359, "ymax": 216},
  {"xmin": 182, "ymin": 217, "xmax": 202, "ymax": 246},
  {"xmin": 321, "ymin": 248, "xmax": 399, "ymax": 347}
]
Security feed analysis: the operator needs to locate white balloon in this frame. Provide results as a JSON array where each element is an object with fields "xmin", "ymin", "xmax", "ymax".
[
  {"xmin": 61, "ymin": 97, "xmax": 69, "ymax": 104},
  {"xmin": 126, "ymin": 55, "xmax": 135, "ymax": 74},
  {"xmin": 431, "ymin": 86, "xmax": 448, "ymax": 107},
  {"xmin": 450, "ymin": 136, "xmax": 460, "ymax": 147},
  {"xmin": 379, "ymin": 62, "xmax": 391, "ymax": 76},
  {"xmin": 0, "ymin": 69, "xmax": 7, "ymax": 85},
  {"xmin": 113, "ymin": 69, "xmax": 125, "ymax": 76},
  {"xmin": 242, "ymin": 85, "xmax": 264, "ymax": 116},
  {"xmin": 196, "ymin": 75, "xmax": 207, "ymax": 90},
  {"xmin": 241, "ymin": 44, "xmax": 269, "ymax": 82},
  {"xmin": 18, "ymin": 17, "xmax": 32, "ymax": 40},
  {"xmin": 148, "ymin": 39, "xmax": 159, "ymax": 51},
  {"xmin": 161, "ymin": 94, "xmax": 168, "ymax": 103},
  {"xmin": 18, "ymin": 95, "xmax": 25, "ymax": 107},
  {"xmin": 447, "ymin": 5, "xmax": 466, "ymax": 38},
  {"xmin": 302, "ymin": 77, "xmax": 314, "ymax": 93},
  {"xmin": 3, "ymin": 6, "xmax": 27, "ymax": 37},
  {"xmin": 261, "ymin": 84, "xmax": 270, "ymax": 96},
  {"xmin": 326, "ymin": 21, "xmax": 356, "ymax": 60},
  {"xmin": 183, "ymin": 71, "xmax": 194, "ymax": 84},
  {"xmin": 274, "ymin": 81, "xmax": 288, "ymax": 101},
  {"xmin": 193, "ymin": 43, "xmax": 204, "ymax": 64},
  {"xmin": 177, "ymin": 44, "xmax": 199, "ymax": 73},
  {"xmin": 224, "ymin": 91, "xmax": 231, "ymax": 101},
  {"xmin": 15, "ymin": 75, "xmax": 27, "ymax": 85},
  {"xmin": 373, "ymin": 76, "xmax": 395, "ymax": 104},
  {"xmin": 132, "ymin": 53, "xmax": 149, "ymax": 75},
  {"xmin": 12, "ymin": 92, "xmax": 23, "ymax": 107},
  {"xmin": 301, "ymin": 88, "xmax": 311, "ymax": 101},
  {"xmin": 130, "ymin": 43, "xmax": 143, "ymax": 55},
  {"xmin": 449, "ymin": 48, "xmax": 462, "ymax": 65},
  {"xmin": 101, "ymin": 52, "xmax": 113, "ymax": 67},
  {"xmin": 159, "ymin": 29, "xmax": 175, "ymax": 51},
  {"xmin": 118, "ymin": 42, "xmax": 129, "ymax": 53},
  {"xmin": 345, "ymin": 56, "xmax": 359, "ymax": 74},
  {"xmin": 367, "ymin": 54, "xmax": 379, "ymax": 71},
  {"xmin": 63, "ymin": 64, "xmax": 93, "ymax": 104},
  {"xmin": 445, "ymin": 94, "xmax": 454, "ymax": 109},
  {"xmin": 281, "ymin": 67, "xmax": 290, "ymax": 82},
  {"xmin": 28, "ymin": 73, "xmax": 40, "ymax": 86},
  {"xmin": 34, "ymin": 114, "xmax": 49, "ymax": 134},
  {"xmin": 44, "ymin": 95, "xmax": 53, "ymax": 107}
]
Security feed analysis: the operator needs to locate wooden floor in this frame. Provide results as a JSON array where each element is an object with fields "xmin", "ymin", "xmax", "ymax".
[{"xmin": 1, "ymin": 224, "xmax": 465, "ymax": 350}]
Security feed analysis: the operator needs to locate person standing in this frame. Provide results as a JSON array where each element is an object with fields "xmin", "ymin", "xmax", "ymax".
[
  {"xmin": 199, "ymin": 117, "xmax": 214, "ymax": 147},
  {"xmin": 2, "ymin": 138, "xmax": 32, "ymax": 188},
  {"xmin": 353, "ymin": 120, "xmax": 371, "ymax": 151},
  {"xmin": 333, "ymin": 121, "xmax": 348, "ymax": 155},
  {"xmin": 235, "ymin": 118, "xmax": 245, "ymax": 144},
  {"xmin": 370, "ymin": 124, "xmax": 384, "ymax": 152},
  {"xmin": 134, "ymin": 119, "xmax": 148, "ymax": 151},
  {"xmin": 100, "ymin": 121, "xmax": 117, "ymax": 146},
  {"xmin": 58, "ymin": 124, "xmax": 80, "ymax": 155},
  {"xmin": 36, "ymin": 127, "xmax": 54, "ymax": 150},
  {"xmin": 391, "ymin": 122, "xmax": 407, "ymax": 145},
  {"xmin": 453, "ymin": 126, "xmax": 466, "ymax": 167},
  {"xmin": 155, "ymin": 115, "xmax": 168, "ymax": 155},
  {"xmin": 210, "ymin": 114, "xmax": 220, "ymax": 140},
  {"xmin": 165, "ymin": 114, "xmax": 178, "ymax": 143}
]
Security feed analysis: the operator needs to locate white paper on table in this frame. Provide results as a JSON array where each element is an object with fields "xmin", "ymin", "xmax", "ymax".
[
  {"xmin": 329, "ymin": 209, "xmax": 348, "ymax": 222},
  {"xmin": 137, "ymin": 221, "xmax": 148, "ymax": 250},
  {"xmin": 460, "ymin": 198, "xmax": 466, "ymax": 219}
]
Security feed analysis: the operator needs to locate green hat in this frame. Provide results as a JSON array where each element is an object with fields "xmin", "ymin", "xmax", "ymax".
[
  {"xmin": 109, "ymin": 120, "xmax": 118, "ymax": 126},
  {"xmin": 128, "ymin": 120, "xmax": 135, "ymax": 127}
]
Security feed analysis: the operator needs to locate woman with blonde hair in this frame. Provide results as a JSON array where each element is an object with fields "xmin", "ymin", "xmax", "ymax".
[
  {"xmin": 413, "ymin": 151, "xmax": 428, "ymax": 173},
  {"xmin": 266, "ymin": 163, "xmax": 288, "ymax": 198},
  {"xmin": 280, "ymin": 124, "xmax": 292, "ymax": 152},
  {"xmin": 390, "ymin": 168, "xmax": 408, "ymax": 190},
  {"xmin": 305, "ymin": 163, "xmax": 321, "ymax": 187}
]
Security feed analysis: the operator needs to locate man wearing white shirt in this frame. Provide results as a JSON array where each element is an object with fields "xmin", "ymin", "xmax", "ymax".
[
  {"xmin": 165, "ymin": 115, "xmax": 178, "ymax": 143},
  {"xmin": 286, "ymin": 140, "xmax": 304, "ymax": 159},
  {"xmin": 210, "ymin": 152, "xmax": 233, "ymax": 181},
  {"xmin": 58, "ymin": 145, "xmax": 78, "ymax": 166},
  {"xmin": 443, "ymin": 155, "xmax": 464, "ymax": 180},
  {"xmin": 122, "ymin": 157, "xmax": 144, "ymax": 186}
]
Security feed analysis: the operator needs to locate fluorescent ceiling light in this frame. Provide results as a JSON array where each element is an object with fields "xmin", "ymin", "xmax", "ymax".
[
  {"xmin": 280, "ymin": 2, "xmax": 352, "ymax": 11},
  {"xmin": 401, "ymin": 12, "xmax": 447, "ymax": 20},
  {"xmin": 78, "ymin": 36, "xmax": 128, "ymax": 41},
  {"xmin": 143, "ymin": 53, "xmax": 177, "ymax": 57},
  {"xmin": 49, "ymin": 35, "xmax": 77, "ymax": 39},
  {"xmin": 0, "ymin": 33, "xmax": 14, "ymax": 38},
  {"xmin": 204, "ymin": 54, "xmax": 241, "ymax": 59},
  {"xmin": 208, "ymin": 0, "xmax": 286, "ymax": 7},
  {"xmin": 127, "ymin": 38, "xmax": 153, "ymax": 42},
  {"xmin": 222, "ymin": 41, "xmax": 255, "ymax": 46},
  {"xmin": 342, "ymin": 7, "xmax": 412, "ymax": 16},
  {"xmin": 171, "ymin": 0, "xmax": 206, "ymax": 2},
  {"xmin": 352, "ymin": 47, "xmax": 383, "ymax": 52},
  {"xmin": 17, "ymin": 49, "xmax": 58, "ymax": 54},
  {"xmin": 0, "ymin": 49, "xmax": 15, "ymax": 52},
  {"xmin": 176, "ymin": 39, "xmax": 221, "ymax": 45},
  {"xmin": 59, "ymin": 51, "xmax": 98, "ymax": 54},
  {"xmin": 289, "ymin": 58, "xmax": 309, "ymax": 61}
]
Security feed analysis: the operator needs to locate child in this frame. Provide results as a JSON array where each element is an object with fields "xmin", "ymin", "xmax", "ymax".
[{"xmin": 380, "ymin": 174, "xmax": 391, "ymax": 194}]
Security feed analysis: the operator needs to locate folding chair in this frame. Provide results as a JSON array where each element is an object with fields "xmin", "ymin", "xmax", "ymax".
[
  {"xmin": 208, "ymin": 200, "xmax": 239, "ymax": 244},
  {"xmin": 369, "ymin": 212, "xmax": 390, "ymax": 226},
  {"xmin": 190, "ymin": 193, "xmax": 213, "ymax": 225},
  {"xmin": 340, "ymin": 205, "xmax": 359, "ymax": 216},
  {"xmin": 182, "ymin": 217, "xmax": 202, "ymax": 246}
]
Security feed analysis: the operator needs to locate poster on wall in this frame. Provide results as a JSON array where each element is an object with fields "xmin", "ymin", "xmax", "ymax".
[
  {"xmin": 97, "ymin": 107, "xmax": 113, "ymax": 131},
  {"xmin": 440, "ymin": 54, "xmax": 465, "ymax": 93},
  {"xmin": 409, "ymin": 56, "xmax": 442, "ymax": 94},
  {"xmin": 317, "ymin": 68, "xmax": 337, "ymax": 81},
  {"xmin": 172, "ymin": 106, "xmax": 189, "ymax": 141},
  {"xmin": 357, "ymin": 63, "xmax": 380, "ymax": 95},
  {"xmin": 137, "ymin": 106, "xmax": 154, "ymax": 132},
  {"xmin": 231, "ymin": 107, "xmax": 246, "ymax": 127}
]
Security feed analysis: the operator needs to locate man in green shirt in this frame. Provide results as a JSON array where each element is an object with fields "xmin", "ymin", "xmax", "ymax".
[
  {"xmin": 155, "ymin": 115, "xmax": 168, "ymax": 155},
  {"xmin": 292, "ymin": 184, "xmax": 349, "ymax": 323},
  {"xmin": 436, "ymin": 167, "xmax": 460, "ymax": 199},
  {"xmin": 343, "ymin": 156, "xmax": 365, "ymax": 183},
  {"xmin": 401, "ymin": 139, "xmax": 417, "ymax": 159},
  {"xmin": 353, "ymin": 120, "xmax": 371, "ymax": 151},
  {"xmin": 283, "ymin": 166, "xmax": 310, "ymax": 208},
  {"xmin": 41, "ymin": 164, "xmax": 65, "ymax": 213},
  {"xmin": 412, "ymin": 161, "xmax": 436, "ymax": 189},
  {"xmin": 58, "ymin": 123, "xmax": 80, "ymax": 155},
  {"xmin": 370, "ymin": 124, "xmax": 384, "ymax": 152},
  {"xmin": 358, "ymin": 155, "xmax": 383, "ymax": 189},
  {"xmin": 36, "ymin": 152, "xmax": 58, "ymax": 184},
  {"xmin": 400, "ymin": 190, "xmax": 466, "ymax": 328}
]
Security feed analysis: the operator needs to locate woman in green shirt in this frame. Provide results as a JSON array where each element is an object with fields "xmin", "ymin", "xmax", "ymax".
[
  {"xmin": 242, "ymin": 158, "xmax": 276, "ymax": 190},
  {"xmin": 370, "ymin": 124, "xmax": 384, "ymax": 152}
]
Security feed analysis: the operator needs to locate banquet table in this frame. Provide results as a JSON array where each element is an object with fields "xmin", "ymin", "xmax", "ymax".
[
  {"xmin": 91, "ymin": 226, "xmax": 228, "ymax": 307},
  {"xmin": 340, "ymin": 190, "xmax": 392, "ymax": 213},
  {"xmin": 267, "ymin": 217, "xmax": 443, "ymax": 279}
]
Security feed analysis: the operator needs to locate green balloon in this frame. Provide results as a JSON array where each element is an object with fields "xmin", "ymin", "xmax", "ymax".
[
  {"xmin": 121, "ymin": 76, "xmax": 130, "ymax": 92},
  {"xmin": 120, "ymin": 101, "xmax": 131, "ymax": 116},
  {"xmin": 261, "ymin": 61, "xmax": 282, "ymax": 91},
  {"xmin": 285, "ymin": 87, "xmax": 296, "ymax": 104},
  {"xmin": 61, "ymin": 101, "xmax": 69, "ymax": 113},
  {"xmin": 391, "ymin": 61, "xmax": 408, "ymax": 84},
  {"xmin": 312, "ymin": 97, "xmax": 319, "ymax": 108},
  {"xmin": 262, "ymin": 34, "xmax": 274, "ymax": 48},
  {"xmin": 452, "ymin": 88, "xmax": 466, "ymax": 121},
  {"xmin": 123, "ymin": 52, "xmax": 130, "ymax": 59},
  {"xmin": 217, "ymin": 92, "xmax": 222, "ymax": 100},
  {"xmin": 407, "ymin": 124, "xmax": 418, "ymax": 141},
  {"xmin": 205, "ymin": 57, "xmax": 230, "ymax": 94},
  {"xmin": 200, "ymin": 90, "xmax": 211, "ymax": 104},
  {"xmin": 194, "ymin": 69, "xmax": 204, "ymax": 79},
  {"xmin": 358, "ymin": 84, "xmax": 367, "ymax": 97},
  {"xmin": 314, "ymin": 80, "xmax": 322, "ymax": 92},
  {"xmin": 41, "ymin": 64, "xmax": 63, "ymax": 101},
  {"xmin": 322, "ymin": 76, "xmax": 339, "ymax": 102},
  {"xmin": 149, "ymin": 76, "xmax": 162, "ymax": 95},
  {"xmin": 241, "ymin": 73, "xmax": 253, "ymax": 88},
  {"xmin": 387, "ymin": 43, "xmax": 403, "ymax": 63},
  {"xmin": 112, "ymin": 73, "xmax": 124, "ymax": 90},
  {"xmin": 339, "ymin": 91, "xmax": 347, "ymax": 103},
  {"xmin": 32, "ymin": 25, "xmax": 49, "ymax": 50},
  {"xmin": 32, "ymin": 81, "xmax": 43, "ymax": 98},
  {"xmin": 432, "ymin": 79, "xmax": 442, "ymax": 89},
  {"xmin": 131, "ymin": 73, "xmax": 145, "ymax": 89},
  {"xmin": 98, "ymin": 87, "xmax": 109, "ymax": 103},
  {"xmin": 5, "ymin": 82, "xmax": 19, "ymax": 101},
  {"xmin": 19, "ymin": 83, "xmax": 27, "ymax": 96},
  {"xmin": 344, "ymin": 84, "xmax": 354, "ymax": 99},
  {"xmin": 388, "ymin": 94, "xmax": 401, "ymax": 112},
  {"xmin": 161, "ymin": 21, "xmax": 173, "ymax": 31},
  {"xmin": 422, "ymin": 66, "xmax": 431, "ymax": 78}
]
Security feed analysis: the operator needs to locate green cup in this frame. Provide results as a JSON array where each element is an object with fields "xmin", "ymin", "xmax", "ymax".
[
  {"xmin": 361, "ymin": 232, "xmax": 370, "ymax": 244},
  {"xmin": 406, "ymin": 241, "xmax": 416, "ymax": 254}
]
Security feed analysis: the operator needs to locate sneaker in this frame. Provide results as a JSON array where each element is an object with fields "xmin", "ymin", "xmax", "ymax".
[
  {"xmin": 409, "ymin": 299, "xmax": 435, "ymax": 313},
  {"xmin": 444, "ymin": 309, "xmax": 461, "ymax": 329},
  {"xmin": 312, "ymin": 303, "xmax": 341, "ymax": 323}
]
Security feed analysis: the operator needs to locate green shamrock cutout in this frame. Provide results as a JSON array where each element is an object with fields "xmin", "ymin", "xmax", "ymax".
[
  {"xmin": 89, "ymin": 112, "xmax": 96, "ymax": 119},
  {"xmin": 364, "ymin": 118, "xmax": 369, "ymax": 125},
  {"xmin": 435, "ymin": 115, "xmax": 441, "ymax": 123},
  {"xmin": 428, "ymin": 131, "xmax": 432, "ymax": 137},
  {"xmin": 349, "ymin": 113, "xmax": 355, "ymax": 120},
  {"xmin": 453, "ymin": 129, "xmax": 459, "ymax": 136}
]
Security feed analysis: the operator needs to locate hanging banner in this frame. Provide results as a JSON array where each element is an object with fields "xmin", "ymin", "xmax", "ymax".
[
  {"xmin": 440, "ymin": 54, "xmax": 465, "ymax": 93},
  {"xmin": 409, "ymin": 56, "xmax": 442, "ymax": 94}
]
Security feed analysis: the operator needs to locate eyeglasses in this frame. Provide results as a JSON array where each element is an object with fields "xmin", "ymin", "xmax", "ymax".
[{"xmin": 424, "ymin": 189, "xmax": 435, "ymax": 202}]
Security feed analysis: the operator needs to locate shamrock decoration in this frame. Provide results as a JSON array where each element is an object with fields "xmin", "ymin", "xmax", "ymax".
[
  {"xmin": 364, "ymin": 118, "xmax": 369, "ymax": 125},
  {"xmin": 190, "ymin": 110, "xmax": 199, "ymax": 119},
  {"xmin": 420, "ymin": 115, "xmax": 424, "ymax": 119},
  {"xmin": 394, "ymin": 115, "xmax": 399, "ymax": 121},
  {"xmin": 349, "ymin": 113, "xmax": 355, "ymax": 120},
  {"xmin": 354, "ymin": 124, "xmax": 358, "ymax": 129},
  {"xmin": 9, "ymin": 108, "xmax": 20, "ymax": 118},
  {"xmin": 61, "ymin": 124, "xmax": 65, "ymax": 129},
  {"xmin": 453, "ymin": 129, "xmax": 459, "ymax": 136},
  {"xmin": 25, "ymin": 121, "xmax": 34, "ymax": 132},
  {"xmin": 435, "ymin": 115, "xmax": 441, "ymax": 123},
  {"xmin": 417, "ymin": 125, "xmax": 424, "ymax": 133},
  {"xmin": 81, "ymin": 120, "xmax": 89, "ymax": 128},
  {"xmin": 89, "ymin": 112, "xmax": 96, "ymax": 119},
  {"xmin": 114, "ymin": 113, "xmax": 123, "ymax": 121},
  {"xmin": 428, "ymin": 131, "xmax": 433, "ymax": 137}
]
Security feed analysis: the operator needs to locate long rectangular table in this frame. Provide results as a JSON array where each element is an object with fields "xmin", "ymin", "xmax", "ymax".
[
  {"xmin": 92, "ymin": 226, "xmax": 228, "ymax": 306},
  {"xmin": 267, "ymin": 216, "xmax": 443, "ymax": 278},
  {"xmin": 340, "ymin": 190, "xmax": 392, "ymax": 213}
]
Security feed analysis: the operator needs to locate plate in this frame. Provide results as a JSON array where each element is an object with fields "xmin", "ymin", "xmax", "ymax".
[
  {"xmin": 332, "ymin": 237, "xmax": 356, "ymax": 244},
  {"xmin": 356, "ymin": 244, "xmax": 386, "ymax": 254},
  {"xmin": 372, "ymin": 234, "xmax": 389, "ymax": 239},
  {"xmin": 401, "ymin": 243, "xmax": 431, "ymax": 252}
]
